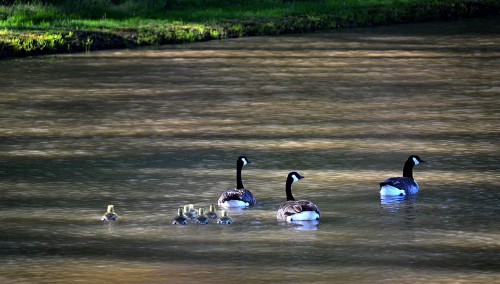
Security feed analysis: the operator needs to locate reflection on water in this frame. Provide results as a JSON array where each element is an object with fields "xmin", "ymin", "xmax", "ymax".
[
  {"xmin": 1, "ymin": 17, "xmax": 499, "ymax": 282},
  {"xmin": 286, "ymin": 220, "xmax": 320, "ymax": 231},
  {"xmin": 380, "ymin": 195, "xmax": 407, "ymax": 211}
]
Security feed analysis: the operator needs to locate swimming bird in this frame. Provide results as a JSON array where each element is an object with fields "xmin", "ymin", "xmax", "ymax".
[
  {"xmin": 379, "ymin": 155, "xmax": 426, "ymax": 196},
  {"xmin": 172, "ymin": 207, "xmax": 188, "ymax": 225},
  {"xmin": 206, "ymin": 204, "xmax": 218, "ymax": 219},
  {"xmin": 101, "ymin": 204, "xmax": 119, "ymax": 222},
  {"xmin": 277, "ymin": 172, "xmax": 320, "ymax": 222},
  {"xmin": 217, "ymin": 156, "xmax": 256, "ymax": 208},
  {"xmin": 217, "ymin": 210, "xmax": 233, "ymax": 224},
  {"xmin": 195, "ymin": 208, "xmax": 209, "ymax": 225},
  {"xmin": 183, "ymin": 204, "xmax": 198, "ymax": 220}
]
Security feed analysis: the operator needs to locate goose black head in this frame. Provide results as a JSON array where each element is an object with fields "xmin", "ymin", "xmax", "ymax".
[
  {"xmin": 409, "ymin": 155, "xmax": 426, "ymax": 166},
  {"xmin": 238, "ymin": 156, "xmax": 251, "ymax": 166},
  {"xmin": 288, "ymin": 172, "xmax": 305, "ymax": 183}
]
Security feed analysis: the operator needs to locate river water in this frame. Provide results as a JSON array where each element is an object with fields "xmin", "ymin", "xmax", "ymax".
[{"xmin": 1, "ymin": 18, "xmax": 499, "ymax": 283}]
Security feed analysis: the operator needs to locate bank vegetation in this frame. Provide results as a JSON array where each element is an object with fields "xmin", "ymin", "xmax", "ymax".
[{"xmin": 0, "ymin": 0, "xmax": 498, "ymax": 58}]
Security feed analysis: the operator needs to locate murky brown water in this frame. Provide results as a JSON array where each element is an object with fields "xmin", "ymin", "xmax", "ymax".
[{"xmin": 1, "ymin": 17, "xmax": 499, "ymax": 283}]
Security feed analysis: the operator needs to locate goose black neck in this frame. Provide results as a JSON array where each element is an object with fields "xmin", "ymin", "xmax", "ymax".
[
  {"xmin": 285, "ymin": 178, "xmax": 295, "ymax": 201},
  {"xmin": 236, "ymin": 161, "xmax": 244, "ymax": 189},
  {"xmin": 403, "ymin": 158, "xmax": 414, "ymax": 180}
]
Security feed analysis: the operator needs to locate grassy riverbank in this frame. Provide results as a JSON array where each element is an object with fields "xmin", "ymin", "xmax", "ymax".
[{"xmin": 1, "ymin": 0, "xmax": 499, "ymax": 58}]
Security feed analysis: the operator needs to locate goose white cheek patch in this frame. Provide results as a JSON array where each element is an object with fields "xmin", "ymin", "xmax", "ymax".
[
  {"xmin": 292, "ymin": 175, "xmax": 299, "ymax": 182},
  {"xmin": 242, "ymin": 158, "xmax": 248, "ymax": 165},
  {"xmin": 413, "ymin": 157, "xmax": 420, "ymax": 165}
]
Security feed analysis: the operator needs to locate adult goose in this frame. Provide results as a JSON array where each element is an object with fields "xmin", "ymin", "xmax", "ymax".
[
  {"xmin": 217, "ymin": 156, "xmax": 256, "ymax": 208},
  {"xmin": 101, "ymin": 204, "xmax": 119, "ymax": 222},
  {"xmin": 379, "ymin": 155, "xmax": 426, "ymax": 196},
  {"xmin": 277, "ymin": 172, "xmax": 320, "ymax": 222}
]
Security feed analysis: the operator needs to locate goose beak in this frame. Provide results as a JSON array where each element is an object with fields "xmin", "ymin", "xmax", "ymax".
[{"xmin": 299, "ymin": 175, "xmax": 305, "ymax": 179}]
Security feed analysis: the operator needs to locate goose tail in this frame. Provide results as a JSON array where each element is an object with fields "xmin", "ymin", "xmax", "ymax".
[{"xmin": 379, "ymin": 181, "xmax": 390, "ymax": 188}]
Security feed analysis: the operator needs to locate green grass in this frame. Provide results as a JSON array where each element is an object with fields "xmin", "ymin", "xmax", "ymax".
[
  {"xmin": 1, "ymin": 0, "xmax": 499, "ymax": 58},
  {"xmin": 0, "ymin": 1, "xmax": 447, "ymax": 26}
]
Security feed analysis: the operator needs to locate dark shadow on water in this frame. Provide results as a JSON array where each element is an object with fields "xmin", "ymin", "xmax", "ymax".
[{"xmin": 1, "ymin": 222, "xmax": 499, "ymax": 272}]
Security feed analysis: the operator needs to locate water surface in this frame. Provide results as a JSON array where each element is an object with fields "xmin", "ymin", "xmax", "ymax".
[{"xmin": 1, "ymin": 17, "xmax": 499, "ymax": 283}]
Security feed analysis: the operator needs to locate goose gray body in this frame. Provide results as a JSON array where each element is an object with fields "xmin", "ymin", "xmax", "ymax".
[
  {"xmin": 276, "ymin": 172, "xmax": 320, "ymax": 222},
  {"xmin": 277, "ymin": 200, "xmax": 320, "ymax": 221},
  {"xmin": 380, "ymin": 177, "xmax": 419, "ymax": 195},
  {"xmin": 217, "ymin": 188, "xmax": 256, "ymax": 207}
]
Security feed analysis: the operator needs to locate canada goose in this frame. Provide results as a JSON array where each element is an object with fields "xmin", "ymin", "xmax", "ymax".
[
  {"xmin": 380, "ymin": 155, "xmax": 426, "ymax": 196},
  {"xmin": 217, "ymin": 210, "xmax": 233, "ymax": 224},
  {"xmin": 217, "ymin": 156, "xmax": 256, "ymax": 208},
  {"xmin": 195, "ymin": 208, "xmax": 209, "ymax": 225},
  {"xmin": 277, "ymin": 172, "xmax": 320, "ymax": 222},
  {"xmin": 206, "ymin": 204, "xmax": 218, "ymax": 219},
  {"xmin": 183, "ymin": 204, "xmax": 198, "ymax": 220},
  {"xmin": 101, "ymin": 204, "xmax": 119, "ymax": 222},
  {"xmin": 172, "ymin": 207, "xmax": 188, "ymax": 225}
]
